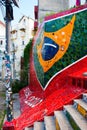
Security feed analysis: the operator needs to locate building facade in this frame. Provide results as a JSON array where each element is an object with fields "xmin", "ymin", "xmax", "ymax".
[
  {"xmin": 35, "ymin": 0, "xmax": 86, "ymax": 25},
  {"xmin": 0, "ymin": 21, "xmax": 5, "ymax": 79},
  {"xmin": 38, "ymin": 0, "xmax": 69, "ymax": 24},
  {"xmin": 10, "ymin": 16, "xmax": 34, "ymax": 79}
]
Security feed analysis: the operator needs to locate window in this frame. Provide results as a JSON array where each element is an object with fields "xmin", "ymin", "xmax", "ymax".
[
  {"xmin": 0, "ymin": 40, "xmax": 3, "ymax": 45},
  {"xmin": 22, "ymin": 41, "xmax": 25, "ymax": 45},
  {"xmin": 23, "ymin": 19, "xmax": 26, "ymax": 25}
]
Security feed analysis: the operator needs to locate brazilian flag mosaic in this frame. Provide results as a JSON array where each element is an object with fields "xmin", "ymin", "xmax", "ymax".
[{"xmin": 33, "ymin": 7, "xmax": 87, "ymax": 88}]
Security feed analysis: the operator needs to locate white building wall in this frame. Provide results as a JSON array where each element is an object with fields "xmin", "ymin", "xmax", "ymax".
[
  {"xmin": 0, "ymin": 21, "xmax": 5, "ymax": 52},
  {"xmin": 69, "ymin": 0, "xmax": 86, "ymax": 8},
  {"xmin": 10, "ymin": 16, "xmax": 34, "ymax": 79},
  {"xmin": 0, "ymin": 21, "xmax": 5, "ymax": 79},
  {"xmin": 38, "ymin": 0, "xmax": 86, "ymax": 24},
  {"xmin": 38, "ymin": 0, "xmax": 69, "ymax": 24}
]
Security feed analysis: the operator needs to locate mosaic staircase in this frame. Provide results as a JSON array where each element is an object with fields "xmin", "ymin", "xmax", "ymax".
[{"xmin": 25, "ymin": 92, "xmax": 87, "ymax": 130}]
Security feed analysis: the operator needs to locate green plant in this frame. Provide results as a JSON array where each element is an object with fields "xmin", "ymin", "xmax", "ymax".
[
  {"xmin": 12, "ymin": 39, "xmax": 33, "ymax": 93},
  {"xmin": 0, "ymin": 110, "xmax": 6, "ymax": 129}
]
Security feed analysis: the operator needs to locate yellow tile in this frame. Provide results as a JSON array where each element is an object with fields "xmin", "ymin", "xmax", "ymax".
[
  {"xmin": 55, "ymin": 118, "xmax": 60, "ymax": 130},
  {"xmin": 77, "ymin": 104, "xmax": 87, "ymax": 117}
]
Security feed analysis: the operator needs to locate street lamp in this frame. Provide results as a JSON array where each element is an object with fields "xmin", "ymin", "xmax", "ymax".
[
  {"xmin": 5, "ymin": 0, "xmax": 19, "ymax": 122},
  {"xmin": 12, "ymin": 0, "xmax": 19, "ymax": 7},
  {"xmin": 0, "ymin": 0, "xmax": 19, "ymax": 124}
]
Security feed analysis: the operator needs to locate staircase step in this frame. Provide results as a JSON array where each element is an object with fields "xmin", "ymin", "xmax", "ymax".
[
  {"xmin": 64, "ymin": 105, "xmax": 87, "ymax": 130},
  {"xmin": 83, "ymin": 93, "xmax": 87, "ymax": 103},
  {"xmin": 25, "ymin": 127, "xmax": 33, "ymax": 130},
  {"xmin": 33, "ymin": 121, "xmax": 45, "ymax": 130},
  {"xmin": 74, "ymin": 99, "xmax": 87, "ymax": 117},
  {"xmin": 44, "ymin": 116, "xmax": 56, "ymax": 130},
  {"xmin": 54, "ymin": 111, "xmax": 73, "ymax": 130}
]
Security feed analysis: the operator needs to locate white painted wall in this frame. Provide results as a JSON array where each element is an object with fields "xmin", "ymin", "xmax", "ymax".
[
  {"xmin": 38, "ymin": 0, "xmax": 86, "ymax": 24},
  {"xmin": 69, "ymin": 0, "xmax": 86, "ymax": 8},
  {"xmin": 10, "ymin": 16, "xmax": 34, "ymax": 79},
  {"xmin": 0, "ymin": 21, "xmax": 5, "ymax": 52},
  {"xmin": 0, "ymin": 21, "xmax": 5, "ymax": 79}
]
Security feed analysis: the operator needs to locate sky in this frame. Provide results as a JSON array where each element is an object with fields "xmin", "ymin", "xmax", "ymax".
[{"xmin": 0, "ymin": 0, "xmax": 37, "ymax": 25}]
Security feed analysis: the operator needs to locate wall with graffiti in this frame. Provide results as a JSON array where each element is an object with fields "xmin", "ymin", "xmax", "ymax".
[{"xmin": 33, "ymin": 5, "xmax": 87, "ymax": 89}]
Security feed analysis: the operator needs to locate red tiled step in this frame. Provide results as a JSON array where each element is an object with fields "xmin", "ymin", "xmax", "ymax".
[{"xmin": 16, "ymin": 86, "xmax": 86, "ymax": 130}]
